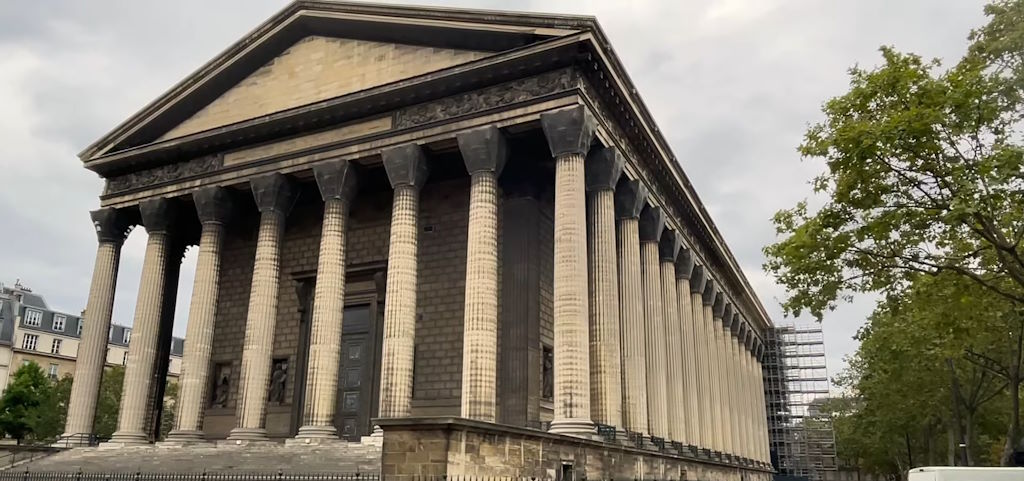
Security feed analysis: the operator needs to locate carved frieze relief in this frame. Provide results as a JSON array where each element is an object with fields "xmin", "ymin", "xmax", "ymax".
[
  {"xmin": 393, "ymin": 68, "xmax": 579, "ymax": 128},
  {"xmin": 103, "ymin": 154, "xmax": 223, "ymax": 195}
]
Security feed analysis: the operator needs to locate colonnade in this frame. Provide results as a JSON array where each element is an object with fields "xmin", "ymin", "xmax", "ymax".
[{"xmin": 62, "ymin": 105, "xmax": 770, "ymax": 468}]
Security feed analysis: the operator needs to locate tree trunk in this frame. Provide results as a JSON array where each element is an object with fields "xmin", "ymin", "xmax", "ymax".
[
  {"xmin": 1002, "ymin": 320, "xmax": 1023, "ymax": 466},
  {"xmin": 947, "ymin": 358, "xmax": 968, "ymax": 466},
  {"xmin": 964, "ymin": 410, "xmax": 976, "ymax": 466}
]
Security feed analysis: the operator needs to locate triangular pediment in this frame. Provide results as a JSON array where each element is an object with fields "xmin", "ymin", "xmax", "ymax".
[
  {"xmin": 158, "ymin": 36, "xmax": 491, "ymax": 141},
  {"xmin": 82, "ymin": 1, "xmax": 591, "ymax": 162}
]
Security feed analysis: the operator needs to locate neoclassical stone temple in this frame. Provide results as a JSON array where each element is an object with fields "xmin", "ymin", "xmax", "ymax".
[{"xmin": 63, "ymin": 2, "xmax": 773, "ymax": 480}]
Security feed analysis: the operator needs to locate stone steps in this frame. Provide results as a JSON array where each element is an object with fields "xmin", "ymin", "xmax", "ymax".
[{"xmin": 15, "ymin": 443, "xmax": 382, "ymax": 474}]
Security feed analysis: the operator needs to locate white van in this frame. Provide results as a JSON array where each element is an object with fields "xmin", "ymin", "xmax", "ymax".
[{"xmin": 908, "ymin": 466, "xmax": 1024, "ymax": 480}]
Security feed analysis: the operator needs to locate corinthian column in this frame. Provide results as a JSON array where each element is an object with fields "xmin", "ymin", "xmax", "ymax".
[
  {"xmin": 584, "ymin": 147, "xmax": 624, "ymax": 431},
  {"xmin": 659, "ymin": 229, "xmax": 685, "ymax": 445},
  {"xmin": 166, "ymin": 187, "xmax": 232, "ymax": 443},
  {"xmin": 295, "ymin": 160, "xmax": 359, "ymax": 440},
  {"xmin": 737, "ymin": 319, "xmax": 753, "ymax": 464},
  {"xmin": 62, "ymin": 208, "xmax": 128, "ymax": 446},
  {"xmin": 540, "ymin": 105, "xmax": 595, "ymax": 436},
  {"xmin": 721, "ymin": 303, "xmax": 738, "ymax": 461},
  {"xmin": 675, "ymin": 252, "xmax": 699, "ymax": 453},
  {"xmin": 712, "ymin": 294, "xmax": 734, "ymax": 459},
  {"xmin": 702, "ymin": 280, "xmax": 723, "ymax": 457},
  {"xmin": 228, "ymin": 174, "xmax": 297, "ymax": 441},
  {"xmin": 614, "ymin": 179, "xmax": 648, "ymax": 436},
  {"xmin": 639, "ymin": 205, "xmax": 667, "ymax": 440},
  {"xmin": 378, "ymin": 144, "xmax": 429, "ymax": 422},
  {"xmin": 109, "ymin": 198, "xmax": 178, "ymax": 445},
  {"xmin": 689, "ymin": 266, "xmax": 710, "ymax": 455},
  {"xmin": 755, "ymin": 342, "xmax": 771, "ymax": 466},
  {"xmin": 456, "ymin": 126, "xmax": 507, "ymax": 422}
]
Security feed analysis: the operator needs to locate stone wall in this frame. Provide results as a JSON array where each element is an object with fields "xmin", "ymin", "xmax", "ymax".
[{"xmin": 378, "ymin": 417, "xmax": 771, "ymax": 481}]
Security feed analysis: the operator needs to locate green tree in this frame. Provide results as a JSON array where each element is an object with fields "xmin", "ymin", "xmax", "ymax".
[
  {"xmin": 94, "ymin": 366, "xmax": 125, "ymax": 439},
  {"xmin": 158, "ymin": 381, "xmax": 179, "ymax": 440},
  {"xmin": 0, "ymin": 362, "xmax": 53, "ymax": 443}
]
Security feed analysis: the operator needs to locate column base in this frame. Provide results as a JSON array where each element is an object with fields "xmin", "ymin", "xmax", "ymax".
[
  {"xmin": 54, "ymin": 432, "xmax": 93, "ymax": 448},
  {"xmin": 547, "ymin": 419, "xmax": 596, "ymax": 438},
  {"xmin": 698, "ymin": 448, "xmax": 712, "ymax": 459},
  {"xmin": 162, "ymin": 430, "xmax": 209, "ymax": 445},
  {"xmin": 711, "ymin": 450, "xmax": 724, "ymax": 462},
  {"xmin": 723, "ymin": 453, "xmax": 734, "ymax": 464},
  {"xmin": 104, "ymin": 431, "xmax": 150, "ymax": 446},
  {"xmin": 225, "ymin": 427, "xmax": 269, "ymax": 443},
  {"xmin": 294, "ymin": 425, "xmax": 339, "ymax": 440}
]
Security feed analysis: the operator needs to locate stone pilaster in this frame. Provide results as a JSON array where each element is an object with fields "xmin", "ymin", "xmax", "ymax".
[
  {"xmin": 659, "ymin": 229, "xmax": 685, "ymax": 445},
  {"xmin": 614, "ymin": 178, "xmax": 648, "ymax": 436},
  {"xmin": 689, "ymin": 266, "xmax": 710, "ymax": 454},
  {"xmin": 702, "ymin": 279, "xmax": 723, "ymax": 456},
  {"xmin": 639, "ymin": 204, "xmax": 667, "ymax": 439},
  {"xmin": 110, "ymin": 198, "xmax": 178, "ymax": 445},
  {"xmin": 540, "ymin": 105, "xmax": 595, "ymax": 436},
  {"xmin": 167, "ymin": 187, "xmax": 233, "ymax": 443},
  {"xmin": 295, "ymin": 159, "xmax": 359, "ymax": 440},
  {"xmin": 456, "ymin": 126, "xmax": 507, "ymax": 422},
  {"xmin": 228, "ymin": 174, "xmax": 297, "ymax": 441},
  {"xmin": 585, "ymin": 147, "xmax": 624, "ymax": 431},
  {"xmin": 62, "ymin": 208, "xmax": 129, "ymax": 445},
  {"xmin": 378, "ymin": 144, "xmax": 430, "ymax": 422},
  {"xmin": 675, "ymin": 251, "xmax": 699, "ymax": 451}
]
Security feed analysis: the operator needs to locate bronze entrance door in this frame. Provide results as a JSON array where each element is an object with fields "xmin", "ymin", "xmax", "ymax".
[{"xmin": 336, "ymin": 302, "xmax": 383, "ymax": 441}]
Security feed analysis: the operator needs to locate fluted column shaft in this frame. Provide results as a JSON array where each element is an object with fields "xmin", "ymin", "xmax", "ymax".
[
  {"xmin": 460, "ymin": 171, "xmax": 500, "ymax": 421},
  {"xmin": 617, "ymin": 218, "xmax": 648, "ymax": 434},
  {"xmin": 110, "ymin": 230, "xmax": 171, "ymax": 444},
  {"xmin": 587, "ymin": 189, "xmax": 622, "ymax": 429},
  {"xmin": 740, "ymin": 339, "xmax": 754, "ymax": 461},
  {"xmin": 661, "ymin": 261, "xmax": 685, "ymax": 443},
  {"xmin": 379, "ymin": 184, "xmax": 420, "ymax": 418},
  {"xmin": 725, "ymin": 327, "xmax": 740, "ymax": 457},
  {"xmin": 63, "ymin": 215, "xmax": 123, "ymax": 444},
  {"xmin": 230, "ymin": 209, "xmax": 286, "ymax": 440},
  {"xmin": 704, "ymin": 304, "xmax": 723, "ymax": 453},
  {"xmin": 714, "ymin": 319, "xmax": 734, "ymax": 456},
  {"xmin": 641, "ymin": 242, "xmax": 667, "ymax": 439},
  {"xmin": 168, "ymin": 220, "xmax": 225, "ymax": 440},
  {"xmin": 549, "ymin": 152, "xmax": 593, "ymax": 435},
  {"xmin": 677, "ymin": 278, "xmax": 700, "ymax": 447},
  {"xmin": 297, "ymin": 197, "xmax": 351, "ymax": 438},
  {"xmin": 756, "ymin": 353, "xmax": 770, "ymax": 463},
  {"xmin": 690, "ymin": 293, "xmax": 709, "ymax": 451}
]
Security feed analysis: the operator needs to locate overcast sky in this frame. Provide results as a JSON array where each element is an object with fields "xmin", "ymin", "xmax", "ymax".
[{"xmin": 0, "ymin": 0, "xmax": 989, "ymax": 384}]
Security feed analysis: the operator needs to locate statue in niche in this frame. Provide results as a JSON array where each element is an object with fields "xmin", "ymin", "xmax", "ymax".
[
  {"xmin": 542, "ymin": 346, "xmax": 554, "ymax": 400},
  {"xmin": 269, "ymin": 359, "xmax": 288, "ymax": 404},
  {"xmin": 211, "ymin": 364, "xmax": 231, "ymax": 408}
]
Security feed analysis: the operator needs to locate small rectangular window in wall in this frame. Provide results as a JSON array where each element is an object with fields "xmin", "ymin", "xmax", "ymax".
[
  {"xmin": 48, "ymin": 364, "xmax": 58, "ymax": 379},
  {"xmin": 53, "ymin": 314, "xmax": 66, "ymax": 332},
  {"xmin": 122, "ymin": 352, "xmax": 129, "ymax": 366},
  {"xmin": 24, "ymin": 309, "xmax": 42, "ymax": 327},
  {"xmin": 51, "ymin": 338, "xmax": 62, "ymax": 355},
  {"xmin": 77, "ymin": 321, "xmax": 84, "ymax": 335},
  {"xmin": 123, "ymin": 329, "xmax": 131, "ymax": 344},
  {"xmin": 22, "ymin": 333, "xmax": 38, "ymax": 350}
]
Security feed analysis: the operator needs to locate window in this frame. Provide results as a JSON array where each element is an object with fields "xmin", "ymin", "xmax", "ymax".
[
  {"xmin": 51, "ymin": 338, "xmax": 62, "ymax": 355},
  {"xmin": 122, "ymin": 329, "xmax": 131, "ymax": 344},
  {"xmin": 77, "ymin": 320, "xmax": 83, "ymax": 335},
  {"xmin": 122, "ymin": 352, "xmax": 128, "ymax": 366},
  {"xmin": 52, "ymin": 314, "xmax": 65, "ymax": 332},
  {"xmin": 48, "ymin": 364, "xmax": 58, "ymax": 380},
  {"xmin": 24, "ymin": 309, "xmax": 42, "ymax": 327},
  {"xmin": 22, "ymin": 333, "xmax": 38, "ymax": 350}
]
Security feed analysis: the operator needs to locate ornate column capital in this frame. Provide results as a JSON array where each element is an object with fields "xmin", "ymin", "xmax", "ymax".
[
  {"xmin": 738, "ymin": 320, "xmax": 749, "ymax": 339},
  {"xmin": 139, "ymin": 198, "xmax": 178, "ymax": 234},
  {"xmin": 676, "ymin": 249, "xmax": 695, "ymax": 280},
  {"xmin": 457, "ymin": 126, "xmax": 508, "ymax": 177},
  {"xmin": 731, "ymin": 313, "xmax": 743, "ymax": 334},
  {"xmin": 251, "ymin": 173, "xmax": 298, "ymax": 216},
  {"xmin": 722, "ymin": 303, "xmax": 734, "ymax": 326},
  {"xmin": 689, "ymin": 265, "xmax": 707, "ymax": 293},
  {"xmin": 540, "ymin": 105, "xmax": 596, "ymax": 157},
  {"xmin": 638, "ymin": 204, "xmax": 665, "ymax": 243},
  {"xmin": 744, "ymin": 329, "xmax": 754, "ymax": 350},
  {"xmin": 702, "ymin": 277, "xmax": 717, "ymax": 306},
  {"xmin": 193, "ymin": 187, "xmax": 233, "ymax": 225},
  {"xmin": 91, "ymin": 208, "xmax": 131, "ymax": 244},
  {"xmin": 659, "ymin": 228, "xmax": 681, "ymax": 261},
  {"xmin": 585, "ymin": 147, "xmax": 624, "ymax": 192},
  {"xmin": 614, "ymin": 178, "xmax": 647, "ymax": 219},
  {"xmin": 382, "ymin": 143, "xmax": 430, "ymax": 189},
  {"xmin": 313, "ymin": 159, "xmax": 360, "ymax": 203},
  {"xmin": 713, "ymin": 292, "xmax": 725, "ymax": 319}
]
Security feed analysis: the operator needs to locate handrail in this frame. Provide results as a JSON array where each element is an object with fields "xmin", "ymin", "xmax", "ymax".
[{"xmin": 0, "ymin": 432, "xmax": 101, "ymax": 470}]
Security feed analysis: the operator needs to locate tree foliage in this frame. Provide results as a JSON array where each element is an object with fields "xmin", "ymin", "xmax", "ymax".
[
  {"xmin": 764, "ymin": 0, "xmax": 1024, "ymax": 321},
  {"xmin": 0, "ymin": 362, "xmax": 67, "ymax": 444}
]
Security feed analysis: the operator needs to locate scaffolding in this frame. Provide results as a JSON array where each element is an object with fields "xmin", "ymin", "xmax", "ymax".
[{"xmin": 764, "ymin": 324, "xmax": 838, "ymax": 481}]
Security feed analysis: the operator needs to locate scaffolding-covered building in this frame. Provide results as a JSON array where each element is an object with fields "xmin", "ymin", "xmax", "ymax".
[{"xmin": 764, "ymin": 324, "xmax": 838, "ymax": 481}]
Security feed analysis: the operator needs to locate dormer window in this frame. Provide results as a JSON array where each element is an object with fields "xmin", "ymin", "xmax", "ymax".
[
  {"xmin": 123, "ymin": 329, "xmax": 131, "ymax": 344},
  {"xmin": 24, "ymin": 309, "xmax": 42, "ymax": 327},
  {"xmin": 53, "ymin": 314, "xmax": 66, "ymax": 332}
]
